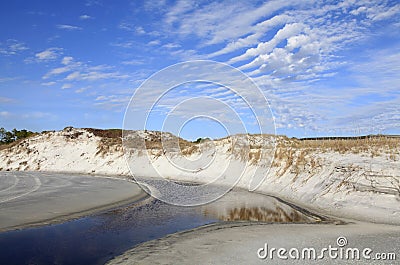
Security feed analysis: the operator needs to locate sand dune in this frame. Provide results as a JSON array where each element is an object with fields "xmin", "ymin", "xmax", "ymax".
[{"xmin": 0, "ymin": 127, "xmax": 399, "ymax": 224}]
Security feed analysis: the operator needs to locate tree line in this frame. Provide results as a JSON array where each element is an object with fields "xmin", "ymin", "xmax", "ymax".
[{"xmin": 0, "ymin": 128, "xmax": 35, "ymax": 144}]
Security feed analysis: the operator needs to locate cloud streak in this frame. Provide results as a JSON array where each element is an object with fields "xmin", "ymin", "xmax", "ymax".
[{"xmin": 56, "ymin": 24, "xmax": 83, "ymax": 31}]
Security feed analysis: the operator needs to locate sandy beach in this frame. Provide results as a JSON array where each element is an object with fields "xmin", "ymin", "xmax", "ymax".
[
  {"xmin": 0, "ymin": 172, "xmax": 146, "ymax": 232},
  {"xmin": 107, "ymin": 221, "xmax": 400, "ymax": 264}
]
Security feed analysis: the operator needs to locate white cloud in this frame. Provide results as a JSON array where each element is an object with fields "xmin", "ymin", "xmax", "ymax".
[
  {"xmin": 349, "ymin": 2, "xmax": 400, "ymax": 22},
  {"xmin": 61, "ymin": 56, "xmax": 74, "ymax": 65},
  {"xmin": 43, "ymin": 66, "xmax": 75, "ymax": 79},
  {"xmin": 94, "ymin": 95, "xmax": 131, "ymax": 110},
  {"xmin": 147, "ymin": 40, "xmax": 160, "ymax": 46},
  {"xmin": 43, "ymin": 55, "xmax": 129, "ymax": 83},
  {"xmin": 75, "ymin": 87, "xmax": 90, "ymax": 93},
  {"xmin": 79, "ymin": 14, "xmax": 93, "ymax": 20},
  {"xmin": 261, "ymin": 47, "xmax": 400, "ymax": 133},
  {"xmin": 164, "ymin": 0, "xmax": 196, "ymax": 25},
  {"xmin": 350, "ymin": 6, "xmax": 368, "ymax": 16},
  {"xmin": 154, "ymin": 0, "xmax": 398, "ymax": 87},
  {"xmin": 61, "ymin": 83, "xmax": 72, "ymax": 89},
  {"xmin": 162, "ymin": 43, "xmax": 181, "ymax": 49},
  {"xmin": 230, "ymin": 23, "xmax": 306, "ymax": 66},
  {"xmin": 65, "ymin": 71, "xmax": 129, "ymax": 81},
  {"xmin": 163, "ymin": 0, "xmax": 298, "ymax": 46},
  {"xmin": 118, "ymin": 22, "xmax": 134, "ymax": 31},
  {"xmin": 35, "ymin": 47, "xmax": 63, "ymax": 61},
  {"xmin": 41, "ymin": 81, "xmax": 56, "ymax": 86},
  {"xmin": 209, "ymin": 14, "xmax": 290, "ymax": 57},
  {"xmin": 369, "ymin": 4, "xmax": 400, "ymax": 21},
  {"xmin": 44, "ymin": 67, "xmax": 67, "ymax": 78},
  {"xmin": 42, "ymin": 56, "xmax": 129, "ymax": 83},
  {"xmin": 135, "ymin": 26, "xmax": 146, "ymax": 34},
  {"xmin": 121, "ymin": 59, "xmax": 145, "ymax": 66},
  {"xmin": 56, "ymin": 24, "xmax": 82, "ymax": 31},
  {"xmin": 118, "ymin": 24, "xmax": 147, "ymax": 35},
  {"xmin": 143, "ymin": 0, "xmax": 168, "ymax": 12},
  {"xmin": 95, "ymin": 95, "xmax": 107, "ymax": 101},
  {"xmin": 43, "ymin": 58, "xmax": 82, "ymax": 79},
  {"xmin": 0, "ymin": 39, "xmax": 28, "ymax": 56},
  {"xmin": 65, "ymin": 71, "xmax": 81, "ymax": 80},
  {"xmin": 167, "ymin": 48, "xmax": 200, "ymax": 61}
]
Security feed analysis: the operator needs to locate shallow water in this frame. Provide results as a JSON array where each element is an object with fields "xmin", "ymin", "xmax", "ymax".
[{"xmin": 0, "ymin": 189, "xmax": 313, "ymax": 265}]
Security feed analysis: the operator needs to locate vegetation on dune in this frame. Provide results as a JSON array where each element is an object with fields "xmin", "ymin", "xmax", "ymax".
[
  {"xmin": 2, "ymin": 126, "xmax": 398, "ymax": 167},
  {"xmin": 193, "ymin": 137, "xmax": 211, "ymax": 143},
  {"xmin": 0, "ymin": 128, "xmax": 36, "ymax": 145},
  {"xmin": 272, "ymin": 135, "xmax": 400, "ymax": 177},
  {"xmin": 292, "ymin": 135, "xmax": 399, "ymax": 154},
  {"xmin": 80, "ymin": 128, "xmax": 123, "ymax": 156},
  {"xmin": 83, "ymin": 128, "xmax": 122, "ymax": 139}
]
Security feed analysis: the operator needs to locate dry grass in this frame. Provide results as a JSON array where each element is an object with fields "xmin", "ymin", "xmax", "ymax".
[
  {"xmin": 142, "ymin": 132, "xmax": 196, "ymax": 152},
  {"xmin": 144, "ymin": 136, "xmax": 194, "ymax": 150},
  {"xmin": 90, "ymin": 129, "xmax": 123, "ymax": 156},
  {"xmin": 291, "ymin": 135, "xmax": 399, "ymax": 153},
  {"xmin": 276, "ymin": 135, "xmax": 400, "ymax": 158},
  {"xmin": 249, "ymin": 149, "xmax": 261, "ymax": 165},
  {"xmin": 144, "ymin": 138, "xmax": 162, "ymax": 149},
  {"xmin": 271, "ymin": 135, "xmax": 399, "ymax": 177},
  {"xmin": 96, "ymin": 137, "xmax": 122, "ymax": 156},
  {"xmin": 63, "ymin": 131, "xmax": 84, "ymax": 140},
  {"xmin": 84, "ymin": 128, "xmax": 122, "ymax": 138},
  {"xmin": 181, "ymin": 145, "xmax": 199, "ymax": 156}
]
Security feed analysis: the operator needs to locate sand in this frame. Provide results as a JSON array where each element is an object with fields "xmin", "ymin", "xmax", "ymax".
[
  {"xmin": 107, "ymin": 221, "xmax": 400, "ymax": 264},
  {"xmin": 0, "ymin": 171, "xmax": 146, "ymax": 232}
]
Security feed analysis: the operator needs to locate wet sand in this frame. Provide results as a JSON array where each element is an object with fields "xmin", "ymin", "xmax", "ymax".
[
  {"xmin": 0, "ymin": 172, "xmax": 146, "ymax": 232},
  {"xmin": 107, "ymin": 221, "xmax": 400, "ymax": 264}
]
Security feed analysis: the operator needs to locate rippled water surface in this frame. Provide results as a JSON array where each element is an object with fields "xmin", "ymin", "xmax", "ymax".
[{"xmin": 0, "ymin": 188, "xmax": 313, "ymax": 265}]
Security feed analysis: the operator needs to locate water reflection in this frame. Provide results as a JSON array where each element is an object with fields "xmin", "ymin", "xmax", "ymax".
[{"xmin": 200, "ymin": 190, "xmax": 312, "ymax": 222}]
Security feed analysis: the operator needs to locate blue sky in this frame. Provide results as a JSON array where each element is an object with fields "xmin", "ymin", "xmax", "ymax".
[{"xmin": 0, "ymin": 0, "xmax": 399, "ymax": 139}]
